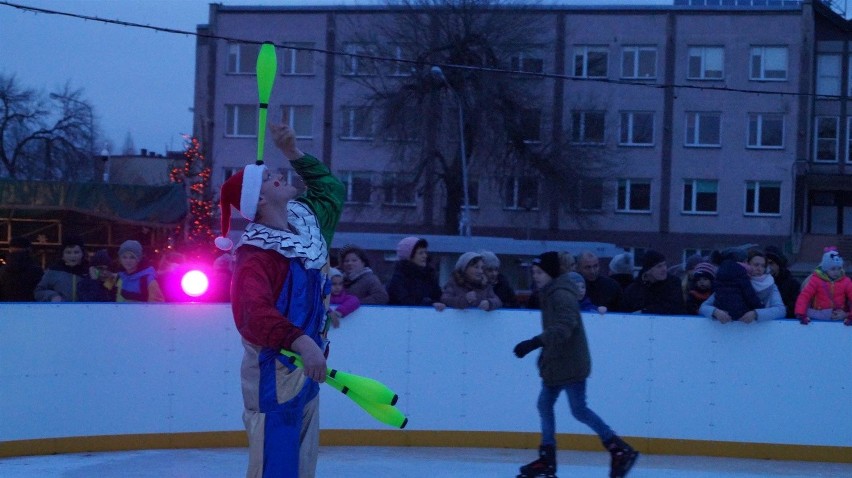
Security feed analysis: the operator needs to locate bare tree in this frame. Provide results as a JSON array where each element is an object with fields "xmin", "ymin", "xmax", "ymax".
[
  {"xmin": 0, "ymin": 74, "xmax": 99, "ymax": 181},
  {"xmin": 341, "ymin": 0, "xmax": 621, "ymax": 234}
]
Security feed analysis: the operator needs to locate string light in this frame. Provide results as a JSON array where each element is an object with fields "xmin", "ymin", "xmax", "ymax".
[{"xmin": 0, "ymin": 0, "xmax": 836, "ymax": 100}]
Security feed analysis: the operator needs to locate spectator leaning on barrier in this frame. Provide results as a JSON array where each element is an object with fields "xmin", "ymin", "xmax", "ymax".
[
  {"xmin": 512, "ymin": 251, "xmax": 638, "ymax": 478},
  {"xmin": 327, "ymin": 267, "xmax": 361, "ymax": 328},
  {"xmin": 0, "ymin": 236, "xmax": 43, "ymax": 302},
  {"xmin": 764, "ymin": 245, "xmax": 800, "ymax": 319},
  {"xmin": 794, "ymin": 247, "xmax": 852, "ymax": 325},
  {"xmin": 567, "ymin": 271, "xmax": 606, "ymax": 314},
  {"xmin": 441, "ymin": 252, "xmax": 502, "ymax": 311},
  {"xmin": 703, "ymin": 248, "xmax": 762, "ymax": 323},
  {"xmin": 77, "ymin": 249, "xmax": 114, "ymax": 302},
  {"xmin": 577, "ymin": 251, "xmax": 623, "ymax": 312},
  {"xmin": 386, "ymin": 236, "xmax": 445, "ymax": 310},
  {"xmin": 34, "ymin": 235, "xmax": 89, "ymax": 303},
  {"xmin": 608, "ymin": 252, "xmax": 634, "ymax": 291},
  {"xmin": 621, "ymin": 250, "xmax": 686, "ymax": 315},
  {"xmin": 685, "ymin": 261, "xmax": 716, "ymax": 315},
  {"xmin": 340, "ymin": 244, "xmax": 389, "ymax": 304},
  {"xmin": 109, "ymin": 240, "xmax": 164, "ymax": 303},
  {"xmin": 480, "ymin": 250, "xmax": 518, "ymax": 308}
]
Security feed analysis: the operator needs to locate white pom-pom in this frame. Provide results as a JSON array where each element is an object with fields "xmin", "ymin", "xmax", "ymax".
[{"xmin": 215, "ymin": 236, "xmax": 233, "ymax": 251}]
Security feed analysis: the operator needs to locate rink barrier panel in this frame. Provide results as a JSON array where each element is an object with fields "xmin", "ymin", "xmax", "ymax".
[{"xmin": 0, "ymin": 303, "xmax": 850, "ymax": 462}]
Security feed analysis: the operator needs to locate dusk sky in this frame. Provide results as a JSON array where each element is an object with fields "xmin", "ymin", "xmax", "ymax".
[{"xmin": 0, "ymin": 0, "xmax": 675, "ymax": 156}]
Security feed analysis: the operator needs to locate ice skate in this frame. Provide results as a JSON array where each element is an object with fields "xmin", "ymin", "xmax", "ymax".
[
  {"xmin": 517, "ymin": 444, "xmax": 557, "ymax": 478},
  {"xmin": 605, "ymin": 436, "xmax": 639, "ymax": 478}
]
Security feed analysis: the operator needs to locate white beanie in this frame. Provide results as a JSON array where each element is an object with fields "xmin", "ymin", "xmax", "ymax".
[{"xmin": 820, "ymin": 247, "xmax": 843, "ymax": 271}]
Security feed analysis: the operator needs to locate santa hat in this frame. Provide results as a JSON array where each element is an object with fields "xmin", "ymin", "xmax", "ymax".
[{"xmin": 215, "ymin": 163, "xmax": 267, "ymax": 251}]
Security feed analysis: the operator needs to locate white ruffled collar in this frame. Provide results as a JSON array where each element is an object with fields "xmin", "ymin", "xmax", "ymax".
[{"xmin": 236, "ymin": 200, "xmax": 328, "ymax": 270}]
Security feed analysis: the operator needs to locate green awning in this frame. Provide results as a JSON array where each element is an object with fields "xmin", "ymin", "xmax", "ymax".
[{"xmin": 0, "ymin": 179, "xmax": 188, "ymax": 226}]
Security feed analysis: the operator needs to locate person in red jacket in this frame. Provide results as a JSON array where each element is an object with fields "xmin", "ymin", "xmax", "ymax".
[
  {"xmin": 795, "ymin": 247, "xmax": 852, "ymax": 325},
  {"xmin": 215, "ymin": 123, "xmax": 344, "ymax": 478}
]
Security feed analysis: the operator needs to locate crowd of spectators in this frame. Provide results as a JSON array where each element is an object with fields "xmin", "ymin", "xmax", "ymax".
[{"xmin": 2, "ymin": 234, "xmax": 850, "ymax": 325}]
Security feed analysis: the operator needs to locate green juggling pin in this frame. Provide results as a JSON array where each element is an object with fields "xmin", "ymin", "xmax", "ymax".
[
  {"xmin": 322, "ymin": 375, "xmax": 408, "ymax": 429},
  {"xmin": 255, "ymin": 42, "xmax": 277, "ymax": 165},
  {"xmin": 281, "ymin": 350, "xmax": 399, "ymax": 405}
]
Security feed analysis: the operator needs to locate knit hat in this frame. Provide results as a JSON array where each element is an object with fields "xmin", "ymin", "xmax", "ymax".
[
  {"xmin": 454, "ymin": 252, "xmax": 483, "ymax": 273},
  {"xmin": 90, "ymin": 249, "xmax": 111, "ymax": 267},
  {"xmin": 329, "ymin": 267, "xmax": 344, "ymax": 278},
  {"xmin": 118, "ymin": 240, "xmax": 143, "ymax": 259},
  {"xmin": 567, "ymin": 271, "xmax": 585, "ymax": 285},
  {"xmin": 640, "ymin": 249, "xmax": 666, "ymax": 275},
  {"xmin": 215, "ymin": 163, "xmax": 267, "ymax": 251},
  {"xmin": 532, "ymin": 251, "xmax": 561, "ymax": 279},
  {"xmin": 479, "ymin": 250, "xmax": 500, "ymax": 269},
  {"xmin": 396, "ymin": 237, "xmax": 427, "ymax": 261},
  {"xmin": 692, "ymin": 261, "xmax": 717, "ymax": 280},
  {"xmin": 821, "ymin": 246, "xmax": 844, "ymax": 271},
  {"xmin": 684, "ymin": 253, "xmax": 704, "ymax": 272},
  {"xmin": 764, "ymin": 245, "xmax": 788, "ymax": 268},
  {"xmin": 609, "ymin": 252, "xmax": 634, "ymax": 275}
]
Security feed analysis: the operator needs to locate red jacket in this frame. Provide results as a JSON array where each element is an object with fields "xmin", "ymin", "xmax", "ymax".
[{"xmin": 794, "ymin": 270, "xmax": 852, "ymax": 317}]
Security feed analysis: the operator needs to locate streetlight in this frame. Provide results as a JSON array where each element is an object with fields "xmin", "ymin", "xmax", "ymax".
[
  {"xmin": 100, "ymin": 144, "xmax": 111, "ymax": 183},
  {"xmin": 50, "ymin": 93, "xmax": 94, "ymax": 167},
  {"xmin": 431, "ymin": 66, "xmax": 471, "ymax": 237}
]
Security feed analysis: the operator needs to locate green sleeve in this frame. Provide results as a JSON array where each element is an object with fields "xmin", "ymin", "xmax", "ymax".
[{"xmin": 291, "ymin": 154, "xmax": 345, "ymax": 247}]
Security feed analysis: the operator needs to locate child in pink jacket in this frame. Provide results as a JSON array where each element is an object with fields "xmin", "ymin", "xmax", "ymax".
[
  {"xmin": 794, "ymin": 247, "xmax": 852, "ymax": 325},
  {"xmin": 328, "ymin": 267, "xmax": 361, "ymax": 328}
]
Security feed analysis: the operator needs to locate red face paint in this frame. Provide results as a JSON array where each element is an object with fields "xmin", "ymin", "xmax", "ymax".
[{"xmin": 273, "ymin": 181, "xmax": 280, "ymax": 187}]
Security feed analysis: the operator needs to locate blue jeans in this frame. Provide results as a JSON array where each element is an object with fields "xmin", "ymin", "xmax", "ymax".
[{"xmin": 537, "ymin": 380, "xmax": 614, "ymax": 447}]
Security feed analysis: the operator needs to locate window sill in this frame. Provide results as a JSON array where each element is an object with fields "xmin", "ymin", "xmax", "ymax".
[
  {"xmin": 684, "ymin": 144, "xmax": 722, "ymax": 149},
  {"xmin": 681, "ymin": 211, "xmax": 718, "ymax": 216},
  {"xmin": 749, "ymin": 78, "xmax": 788, "ymax": 82},
  {"xmin": 685, "ymin": 77, "xmax": 725, "ymax": 81},
  {"xmin": 744, "ymin": 213, "xmax": 782, "ymax": 218},
  {"xmin": 224, "ymin": 134, "xmax": 258, "ymax": 139},
  {"xmin": 281, "ymin": 73, "xmax": 316, "ymax": 77},
  {"xmin": 745, "ymin": 146, "xmax": 785, "ymax": 150},
  {"xmin": 615, "ymin": 210, "xmax": 652, "ymax": 214},
  {"xmin": 618, "ymin": 143, "xmax": 655, "ymax": 148},
  {"xmin": 339, "ymin": 137, "xmax": 374, "ymax": 141},
  {"xmin": 381, "ymin": 203, "xmax": 417, "ymax": 208}
]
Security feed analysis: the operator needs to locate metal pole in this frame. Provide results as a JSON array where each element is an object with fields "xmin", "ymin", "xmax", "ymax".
[{"xmin": 431, "ymin": 66, "xmax": 471, "ymax": 237}]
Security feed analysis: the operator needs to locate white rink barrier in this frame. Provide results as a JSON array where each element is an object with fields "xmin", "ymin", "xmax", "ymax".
[{"xmin": 0, "ymin": 303, "xmax": 850, "ymax": 461}]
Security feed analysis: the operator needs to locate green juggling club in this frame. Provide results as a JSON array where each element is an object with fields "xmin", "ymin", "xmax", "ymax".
[
  {"xmin": 281, "ymin": 349, "xmax": 399, "ymax": 405},
  {"xmin": 256, "ymin": 42, "xmax": 277, "ymax": 165}
]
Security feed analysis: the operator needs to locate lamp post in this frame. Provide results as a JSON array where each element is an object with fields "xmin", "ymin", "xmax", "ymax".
[
  {"xmin": 100, "ymin": 144, "xmax": 111, "ymax": 183},
  {"xmin": 430, "ymin": 66, "xmax": 471, "ymax": 237},
  {"xmin": 50, "ymin": 93, "xmax": 94, "ymax": 169}
]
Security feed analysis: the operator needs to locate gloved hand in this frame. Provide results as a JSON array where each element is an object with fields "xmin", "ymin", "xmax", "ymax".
[
  {"xmin": 797, "ymin": 315, "xmax": 810, "ymax": 325},
  {"xmin": 513, "ymin": 336, "xmax": 543, "ymax": 358},
  {"xmin": 844, "ymin": 317, "xmax": 852, "ymax": 326}
]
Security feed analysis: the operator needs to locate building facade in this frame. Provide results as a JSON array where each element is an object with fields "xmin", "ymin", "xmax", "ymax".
[{"xmin": 193, "ymin": 1, "xmax": 851, "ymax": 270}]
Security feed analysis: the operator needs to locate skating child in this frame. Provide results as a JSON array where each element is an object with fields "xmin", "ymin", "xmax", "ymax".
[
  {"xmin": 795, "ymin": 247, "xmax": 852, "ymax": 325},
  {"xmin": 513, "ymin": 252, "xmax": 638, "ymax": 478}
]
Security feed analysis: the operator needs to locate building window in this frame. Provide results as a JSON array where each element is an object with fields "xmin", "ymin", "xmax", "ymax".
[
  {"xmin": 619, "ymin": 112, "xmax": 654, "ymax": 146},
  {"xmin": 386, "ymin": 44, "xmax": 413, "ymax": 77},
  {"xmin": 846, "ymin": 117, "xmax": 852, "ymax": 163},
  {"xmin": 281, "ymin": 43, "xmax": 314, "ymax": 75},
  {"xmin": 750, "ymin": 46, "xmax": 788, "ymax": 81},
  {"xmin": 504, "ymin": 177, "xmax": 538, "ymax": 210},
  {"xmin": 343, "ymin": 43, "xmax": 377, "ymax": 76},
  {"xmin": 621, "ymin": 46, "xmax": 657, "ymax": 79},
  {"xmin": 571, "ymin": 111, "xmax": 605, "ymax": 144},
  {"xmin": 281, "ymin": 105, "xmax": 313, "ymax": 139},
  {"xmin": 682, "ymin": 179, "xmax": 718, "ymax": 214},
  {"xmin": 225, "ymin": 105, "xmax": 257, "ymax": 137},
  {"xmin": 573, "ymin": 46, "xmax": 608, "ymax": 78},
  {"xmin": 521, "ymin": 108, "xmax": 542, "ymax": 143},
  {"xmin": 745, "ymin": 181, "xmax": 781, "ymax": 216},
  {"xmin": 511, "ymin": 52, "xmax": 544, "ymax": 73},
  {"xmin": 814, "ymin": 116, "xmax": 839, "ymax": 162},
  {"xmin": 747, "ymin": 113, "xmax": 784, "ymax": 149},
  {"xmin": 341, "ymin": 106, "xmax": 373, "ymax": 140},
  {"xmin": 339, "ymin": 171, "xmax": 372, "ymax": 204},
  {"xmin": 687, "ymin": 46, "xmax": 724, "ymax": 80},
  {"xmin": 227, "ymin": 43, "xmax": 260, "ymax": 74},
  {"xmin": 382, "ymin": 172, "xmax": 416, "ymax": 206},
  {"xmin": 616, "ymin": 179, "xmax": 651, "ymax": 213},
  {"xmin": 816, "ymin": 54, "xmax": 841, "ymax": 97},
  {"xmin": 578, "ymin": 178, "xmax": 604, "ymax": 211},
  {"xmin": 685, "ymin": 112, "xmax": 721, "ymax": 147}
]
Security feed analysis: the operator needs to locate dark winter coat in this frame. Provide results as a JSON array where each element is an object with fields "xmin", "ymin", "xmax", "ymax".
[
  {"xmin": 586, "ymin": 275, "xmax": 623, "ymax": 311},
  {"xmin": 386, "ymin": 260, "xmax": 442, "ymax": 306},
  {"xmin": 536, "ymin": 273, "xmax": 591, "ymax": 386},
  {"xmin": 0, "ymin": 251, "xmax": 43, "ymax": 302},
  {"xmin": 492, "ymin": 273, "xmax": 519, "ymax": 308},
  {"xmin": 712, "ymin": 260, "xmax": 762, "ymax": 320},
  {"xmin": 773, "ymin": 268, "xmax": 801, "ymax": 319},
  {"xmin": 622, "ymin": 274, "xmax": 687, "ymax": 315},
  {"xmin": 34, "ymin": 261, "xmax": 89, "ymax": 302}
]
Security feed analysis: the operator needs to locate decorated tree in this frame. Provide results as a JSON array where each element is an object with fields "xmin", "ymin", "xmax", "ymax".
[{"xmin": 168, "ymin": 135, "xmax": 215, "ymax": 261}]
